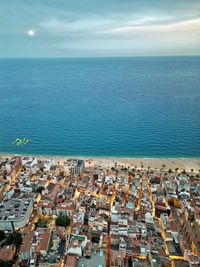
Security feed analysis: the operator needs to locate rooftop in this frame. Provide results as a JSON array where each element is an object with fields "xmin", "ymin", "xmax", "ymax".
[
  {"xmin": 0, "ymin": 199, "xmax": 32, "ymax": 222},
  {"xmin": 0, "ymin": 245, "xmax": 16, "ymax": 261},
  {"xmin": 77, "ymin": 250, "xmax": 106, "ymax": 267}
]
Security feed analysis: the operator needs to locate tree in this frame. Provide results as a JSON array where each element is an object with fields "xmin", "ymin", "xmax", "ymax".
[
  {"xmin": 4, "ymin": 232, "xmax": 22, "ymax": 249},
  {"xmin": 36, "ymin": 186, "xmax": 45, "ymax": 193},
  {"xmin": 168, "ymin": 169, "xmax": 172, "ymax": 174},
  {"xmin": 175, "ymin": 168, "xmax": 179, "ymax": 173},
  {"xmin": 55, "ymin": 216, "xmax": 70, "ymax": 228},
  {"xmin": 37, "ymin": 219, "xmax": 47, "ymax": 228},
  {"xmin": 0, "ymin": 260, "xmax": 14, "ymax": 267},
  {"xmin": 0, "ymin": 230, "xmax": 5, "ymax": 241}
]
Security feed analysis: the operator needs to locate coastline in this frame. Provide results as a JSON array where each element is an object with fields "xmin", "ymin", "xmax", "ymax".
[{"xmin": 0, "ymin": 153, "xmax": 199, "ymax": 172}]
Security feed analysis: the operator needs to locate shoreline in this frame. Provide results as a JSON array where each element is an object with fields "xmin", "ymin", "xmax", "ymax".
[
  {"xmin": 1, "ymin": 153, "xmax": 199, "ymax": 172},
  {"xmin": 0, "ymin": 151, "xmax": 200, "ymax": 159}
]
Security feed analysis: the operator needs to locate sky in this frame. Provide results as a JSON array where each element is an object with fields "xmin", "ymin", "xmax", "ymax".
[{"xmin": 0, "ymin": 0, "xmax": 200, "ymax": 57}]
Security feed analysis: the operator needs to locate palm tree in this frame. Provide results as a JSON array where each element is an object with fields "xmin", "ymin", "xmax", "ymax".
[
  {"xmin": 182, "ymin": 169, "xmax": 186, "ymax": 175},
  {"xmin": 175, "ymin": 168, "xmax": 179, "ymax": 174},
  {"xmin": 162, "ymin": 164, "xmax": 166, "ymax": 170}
]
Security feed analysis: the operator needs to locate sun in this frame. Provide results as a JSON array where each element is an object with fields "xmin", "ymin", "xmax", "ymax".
[{"xmin": 27, "ymin": 30, "xmax": 35, "ymax": 37}]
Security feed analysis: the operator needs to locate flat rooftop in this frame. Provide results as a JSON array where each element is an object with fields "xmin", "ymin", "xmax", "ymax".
[
  {"xmin": 77, "ymin": 251, "xmax": 106, "ymax": 267},
  {"xmin": 0, "ymin": 199, "xmax": 32, "ymax": 221},
  {"xmin": 166, "ymin": 241, "xmax": 182, "ymax": 257},
  {"xmin": 67, "ymin": 159, "xmax": 84, "ymax": 167}
]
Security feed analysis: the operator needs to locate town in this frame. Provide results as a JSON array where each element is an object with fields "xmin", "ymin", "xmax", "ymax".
[{"xmin": 0, "ymin": 156, "xmax": 199, "ymax": 267}]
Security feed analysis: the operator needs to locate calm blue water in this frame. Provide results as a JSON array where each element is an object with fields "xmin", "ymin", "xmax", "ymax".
[{"xmin": 0, "ymin": 56, "xmax": 199, "ymax": 157}]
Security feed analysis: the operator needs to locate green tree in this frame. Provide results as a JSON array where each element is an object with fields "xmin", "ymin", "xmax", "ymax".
[
  {"xmin": 37, "ymin": 219, "xmax": 47, "ymax": 228},
  {"xmin": 4, "ymin": 232, "xmax": 22, "ymax": 249},
  {"xmin": 182, "ymin": 169, "xmax": 186, "ymax": 174},
  {"xmin": 0, "ymin": 230, "xmax": 5, "ymax": 241},
  {"xmin": 162, "ymin": 164, "xmax": 166, "ymax": 169},
  {"xmin": 36, "ymin": 186, "xmax": 45, "ymax": 193},
  {"xmin": 0, "ymin": 260, "xmax": 14, "ymax": 267},
  {"xmin": 55, "ymin": 216, "xmax": 70, "ymax": 228}
]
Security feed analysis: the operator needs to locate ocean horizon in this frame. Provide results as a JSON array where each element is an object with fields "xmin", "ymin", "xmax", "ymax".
[{"xmin": 0, "ymin": 56, "xmax": 200, "ymax": 157}]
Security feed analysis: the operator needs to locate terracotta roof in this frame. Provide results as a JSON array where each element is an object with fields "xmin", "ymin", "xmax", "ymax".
[
  {"xmin": 65, "ymin": 254, "xmax": 77, "ymax": 267},
  {"xmin": 34, "ymin": 228, "xmax": 51, "ymax": 252},
  {"xmin": 21, "ymin": 232, "xmax": 34, "ymax": 252},
  {"xmin": 0, "ymin": 245, "xmax": 16, "ymax": 261},
  {"xmin": 37, "ymin": 201, "xmax": 54, "ymax": 209}
]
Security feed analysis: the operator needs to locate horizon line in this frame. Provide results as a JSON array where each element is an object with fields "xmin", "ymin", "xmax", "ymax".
[{"xmin": 0, "ymin": 54, "xmax": 200, "ymax": 60}]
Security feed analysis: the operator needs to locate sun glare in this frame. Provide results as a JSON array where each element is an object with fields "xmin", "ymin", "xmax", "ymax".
[{"xmin": 27, "ymin": 30, "xmax": 35, "ymax": 36}]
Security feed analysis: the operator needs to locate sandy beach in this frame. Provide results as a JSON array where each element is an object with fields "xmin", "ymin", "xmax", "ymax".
[{"xmin": 0, "ymin": 153, "xmax": 199, "ymax": 173}]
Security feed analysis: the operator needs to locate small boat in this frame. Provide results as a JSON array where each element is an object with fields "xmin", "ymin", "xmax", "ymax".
[{"xmin": 12, "ymin": 138, "xmax": 31, "ymax": 146}]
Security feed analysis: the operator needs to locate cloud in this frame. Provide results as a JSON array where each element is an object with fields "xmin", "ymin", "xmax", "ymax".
[
  {"xmin": 1, "ymin": 0, "xmax": 200, "ymax": 56},
  {"xmin": 55, "ymin": 16, "xmax": 200, "ymax": 56},
  {"xmin": 101, "ymin": 18, "xmax": 200, "ymax": 36},
  {"xmin": 38, "ymin": 13, "xmax": 200, "ymax": 38}
]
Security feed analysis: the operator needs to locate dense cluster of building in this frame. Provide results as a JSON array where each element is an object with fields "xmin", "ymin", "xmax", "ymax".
[{"xmin": 0, "ymin": 156, "xmax": 199, "ymax": 267}]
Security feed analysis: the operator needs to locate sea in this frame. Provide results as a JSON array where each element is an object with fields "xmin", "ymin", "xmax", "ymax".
[{"xmin": 0, "ymin": 56, "xmax": 199, "ymax": 157}]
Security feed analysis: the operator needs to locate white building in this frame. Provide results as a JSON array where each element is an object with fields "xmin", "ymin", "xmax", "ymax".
[
  {"xmin": 66, "ymin": 234, "xmax": 87, "ymax": 257},
  {"xmin": 44, "ymin": 159, "xmax": 54, "ymax": 171},
  {"xmin": 22, "ymin": 157, "xmax": 38, "ymax": 169},
  {"xmin": 4, "ymin": 188, "xmax": 15, "ymax": 199},
  {"xmin": 64, "ymin": 160, "xmax": 85, "ymax": 175}
]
